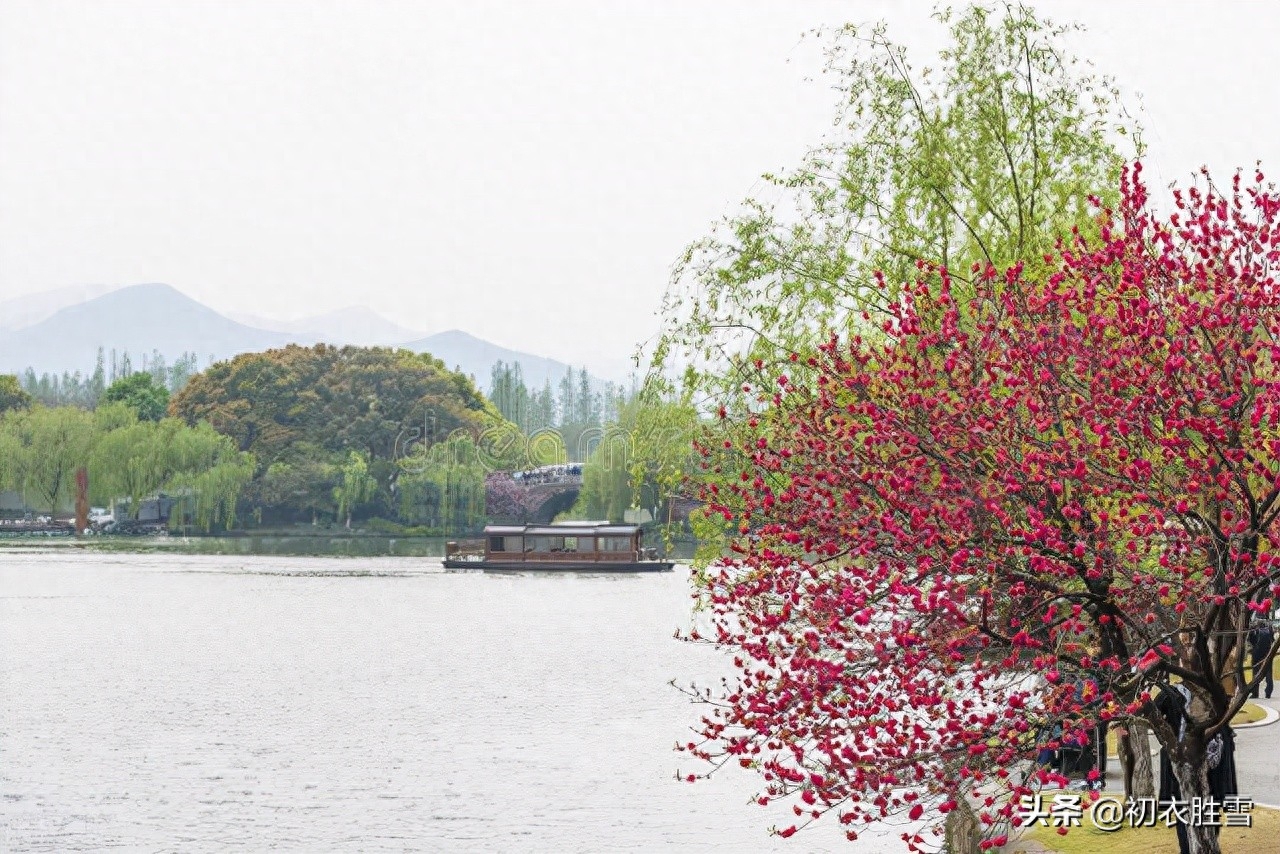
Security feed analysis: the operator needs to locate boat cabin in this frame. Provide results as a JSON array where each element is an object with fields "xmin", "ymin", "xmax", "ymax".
[{"xmin": 478, "ymin": 522, "xmax": 648, "ymax": 563}]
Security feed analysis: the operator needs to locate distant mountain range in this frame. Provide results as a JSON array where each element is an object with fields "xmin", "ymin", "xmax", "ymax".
[
  {"xmin": 226, "ymin": 306, "xmax": 426, "ymax": 347},
  {"xmin": 0, "ymin": 283, "xmax": 613, "ymax": 391},
  {"xmin": 0, "ymin": 283, "xmax": 121, "ymax": 331}
]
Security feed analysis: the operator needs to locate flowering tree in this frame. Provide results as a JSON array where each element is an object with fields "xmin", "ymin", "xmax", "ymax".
[
  {"xmin": 484, "ymin": 471, "xmax": 528, "ymax": 523},
  {"xmin": 648, "ymin": 3, "xmax": 1139, "ymax": 572},
  {"xmin": 684, "ymin": 165, "xmax": 1280, "ymax": 854}
]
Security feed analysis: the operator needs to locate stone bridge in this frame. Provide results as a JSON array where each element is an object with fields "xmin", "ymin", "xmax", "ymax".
[
  {"xmin": 486, "ymin": 470, "xmax": 705, "ymax": 526},
  {"xmin": 519, "ymin": 477, "xmax": 583, "ymax": 523},
  {"xmin": 487, "ymin": 470, "xmax": 583, "ymax": 524}
]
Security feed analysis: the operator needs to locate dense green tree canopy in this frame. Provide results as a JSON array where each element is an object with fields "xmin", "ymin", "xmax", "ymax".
[
  {"xmin": 0, "ymin": 374, "xmax": 32, "ymax": 413},
  {"xmin": 397, "ymin": 433, "xmax": 488, "ymax": 533},
  {"xmin": 103, "ymin": 372, "xmax": 170, "ymax": 421},
  {"xmin": 169, "ymin": 344, "xmax": 495, "ymax": 471},
  {"xmin": 332, "ymin": 450, "xmax": 377, "ymax": 528},
  {"xmin": 89, "ymin": 412, "xmax": 254, "ymax": 525},
  {"xmin": 0, "ymin": 405, "xmax": 98, "ymax": 515}
]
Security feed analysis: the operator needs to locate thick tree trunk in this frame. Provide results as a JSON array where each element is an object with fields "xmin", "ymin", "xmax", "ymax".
[
  {"xmin": 1125, "ymin": 722, "xmax": 1156, "ymax": 798},
  {"xmin": 1171, "ymin": 758, "xmax": 1220, "ymax": 854},
  {"xmin": 943, "ymin": 795, "xmax": 980, "ymax": 854}
]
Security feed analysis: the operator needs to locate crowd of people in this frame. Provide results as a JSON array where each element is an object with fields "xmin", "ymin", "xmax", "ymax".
[{"xmin": 511, "ymin": 464, "xmax": 583, "ymax": 485}]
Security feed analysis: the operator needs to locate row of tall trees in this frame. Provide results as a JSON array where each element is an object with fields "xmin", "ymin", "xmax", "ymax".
[
  {"xmin": 18, "ymin": 348, "xmax": 201, "ymax": 408},
  {"xmin": 487, "ymin": 360, "xmax": 700, "ymax": 526},
  {"xmin": 8, "ymin": 345, "xmax": 657, "ymax": 534},
  {"xmin": 488, "ymin": 361, "xmax": 633, "ymax": 458},
  {"xmin": 0, "ymin": 403, "xmax": 252, "ymax": 529}
]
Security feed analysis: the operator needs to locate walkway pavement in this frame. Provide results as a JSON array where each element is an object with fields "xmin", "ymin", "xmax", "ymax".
[
  {"xmin": 1080, "ymin": 695, "xmax": 1280, "ymax": 806},
  {"xmin": 840, "ymin": 698, "xmax": 1280, "ymax": 853},
  {"xmin": 1231, "ymin": 695, "xmax": 1280, "ymax": 807},
  {"xmin": 1001, "ymin": 698, "xmax": 1280, "ymax": 854}
]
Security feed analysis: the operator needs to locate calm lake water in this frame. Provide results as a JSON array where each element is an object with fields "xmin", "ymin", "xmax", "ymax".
[{"xmin": 0, "ymin": 551, "xmax": 857, "ymax": 852}]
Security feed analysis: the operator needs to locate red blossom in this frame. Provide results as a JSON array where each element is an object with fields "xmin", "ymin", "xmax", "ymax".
[{"xmin": 684, "ymin": 164, "xmax": 1280, "ymax": 851}]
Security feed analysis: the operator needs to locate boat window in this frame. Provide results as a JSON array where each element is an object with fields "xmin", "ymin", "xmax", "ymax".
[
  {"xmin": 489, "ymin": 536, "xmax": 509, "ymax": 552},
  {"xmin": 599, "ymin": 536, "xmax": 633, "ymax": 552},
  {"xmin": 562, "ymin": 536, "xmax": 578, "ymax": 553},
  {"xmin": 526, "ymin": 536, "xmax": 555, "ymax": 552}
]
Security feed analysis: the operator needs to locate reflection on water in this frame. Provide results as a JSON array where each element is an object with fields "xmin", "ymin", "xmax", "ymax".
[{"xmin": 0, "ymin": 551, "xmax": 850, "ymax": 852}]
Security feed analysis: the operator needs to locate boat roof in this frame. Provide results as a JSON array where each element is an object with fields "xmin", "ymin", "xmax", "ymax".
[{"xmin": 483, "ymin": 523, "xmax": 642, "ymax": 537}]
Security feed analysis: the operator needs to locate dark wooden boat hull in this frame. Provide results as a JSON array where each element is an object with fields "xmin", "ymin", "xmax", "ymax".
[{"xmin": 442, "ymin": 558, "xmax": 675, "ymax": 572}]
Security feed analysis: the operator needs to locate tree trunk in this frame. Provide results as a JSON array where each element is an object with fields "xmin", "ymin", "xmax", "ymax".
[
  {"xmin": 1172, "ymin": 758, "xmax": 1220, "ymax": 854},
  {"xmin": 74, "ymin": 467, "xmax": 89, "ymax": 535},
  {"xmin": 943, "ymin": 795, "xmax": 980, "ymax": 854},
  {"xmin": 1124, "ymin": 722, "xmax": 1156, "ymax": 798}
]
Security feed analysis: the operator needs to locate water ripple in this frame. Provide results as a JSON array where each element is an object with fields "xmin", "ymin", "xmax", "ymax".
[{"xmin": 1, "ymin": 552, "xmax": 854, "ymax": 852}]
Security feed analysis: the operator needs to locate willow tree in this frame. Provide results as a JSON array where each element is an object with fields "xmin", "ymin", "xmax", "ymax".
[
  {"xmin": 172, "ymin": 441, "xmax": 255, "ymax": 531},
  {"xmin": 397, "ymin": 432, "xmax": 488, "ymax": 534},
  {"xmin": 650, "ymin": 3, "xmax": 1141, "ymax": 571},
  {"xmin": 333, "ymin": 450, "xmax": 377, "ymax": 529},
  {"xmin": 90, "ymin": 414, "xmax": 254, "ymax": 529},
  {"xmin": 651, "ymin": 3, "xmax": 1139, "ymax": 406},
  {"xmin": 91, "ymin": 419, "xmax": 179, "ymax": 516},
  {"xmin": 1, "ymin": 405, "xmax": 99, "ymax": 515},
  {"xmin": 570, "ymin": 394, "xmax": 688, "ymax": 524}
]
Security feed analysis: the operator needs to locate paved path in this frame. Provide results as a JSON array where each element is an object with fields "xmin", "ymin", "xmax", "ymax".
[
  {"xmin": 1001, "ymin": 700, "xmax": 1280, "ymax": 853},
  {"xmin": 1085, "ymin": 697, "xmax": 1280, "ymax": 805},
  {"xmin": 852, "ymin": 699, "xmax": 1280, "ymax": 853},
  {"xmin": 1230, "ymin": 695, "xmax": 1280, "ymax": 807}
]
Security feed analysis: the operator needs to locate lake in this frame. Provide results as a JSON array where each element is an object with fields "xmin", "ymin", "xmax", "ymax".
[{"xmin": 0, "ymin": 551, "xmax": 861, "ymax": 852}]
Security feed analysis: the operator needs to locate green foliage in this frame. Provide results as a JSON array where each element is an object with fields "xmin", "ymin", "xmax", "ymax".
[
  {"xmin": 170, "ymin": 344, "xmax": 493, "ymax": 468},
  {"xmin": 574, "ymin": 426, "xmax": 632, "ymax": 522},
  {"xmin": 258, "ymin": 452, "xmax": 339, "ymax": 522},
  {"xmin": 573, "ymin": 392, "xmax": 701, "ymax": 528},
  {"xmin": 489, "ymin": 360, "xmax": 532, "ymax": 431},
  {"xmin": 652, "ymin": 3, "xmax": 1139, "ymax": 402},
  {"xmin": 0, "ymin": 401, "xmax": 253, "ymax": 526},
  {"xmin": 0, "ymin": 374, "xmax": 32, "ymax": 413},
  {"xmin": 169, "ymin": 345, "xmax": 504, "ymax": 531},
  {"xmin": 333, "ymin": 450, "xmax": 377, "ymax": 528},
  {"xmin": 396, "ymin": 432, "xmax": 488, "ymax": 534},
  {"xmin": 18, "ymin": 348, "xmax": 199, "ymax": 409},
  {"xmin": 0, "ymin": 405, "xmax": 99, "ymax": 515},
  {"xmin": 647, "ymin": 3, "xmax": 1139, "ymax": 562},
  {"xmin": 103, "ymin": 372, "xmax": 170, "ymax": 421},
  {"xmin": 89, "ymin": 414, "xmax": 254, "ymax": 528},
  {"xmin": 488, "ymin": 360, "xmax": 630, "ymax": 459}
]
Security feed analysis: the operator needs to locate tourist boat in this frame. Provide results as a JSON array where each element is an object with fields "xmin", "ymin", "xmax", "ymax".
[{"xmin": 443, "ymin": 522, "xmax": 675, "ymax": 572}]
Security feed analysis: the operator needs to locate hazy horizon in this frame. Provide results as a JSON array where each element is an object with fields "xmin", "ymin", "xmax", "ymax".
[{"xmin": 4, "ymin": 1, "xmax": 1280, "ymax": 374}]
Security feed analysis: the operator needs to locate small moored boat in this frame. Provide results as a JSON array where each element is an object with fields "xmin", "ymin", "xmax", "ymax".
[{"xmin": 443, "ymin": 522, "xmax": 675, "ymax": 572}]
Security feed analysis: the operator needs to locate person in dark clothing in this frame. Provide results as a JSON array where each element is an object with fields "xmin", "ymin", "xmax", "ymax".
[
  {"xmin": 1155, "ymin": 685, "xmax": 1238, "ymax": 854},
  {"xmin": 1248, "ymin": 619, "xmax": 1275, "ymax": 699}
]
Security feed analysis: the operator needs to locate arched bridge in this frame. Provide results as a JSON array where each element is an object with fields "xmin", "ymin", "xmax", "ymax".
[{"xmin": 494, "ymin": 465, "xmax": 583, "ymax": 524}]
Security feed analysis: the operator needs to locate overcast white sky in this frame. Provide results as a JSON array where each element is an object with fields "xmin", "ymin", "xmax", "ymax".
[{"xmin": 1, "ymin": 1, "xmax": 1276, "ymax": 373}]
